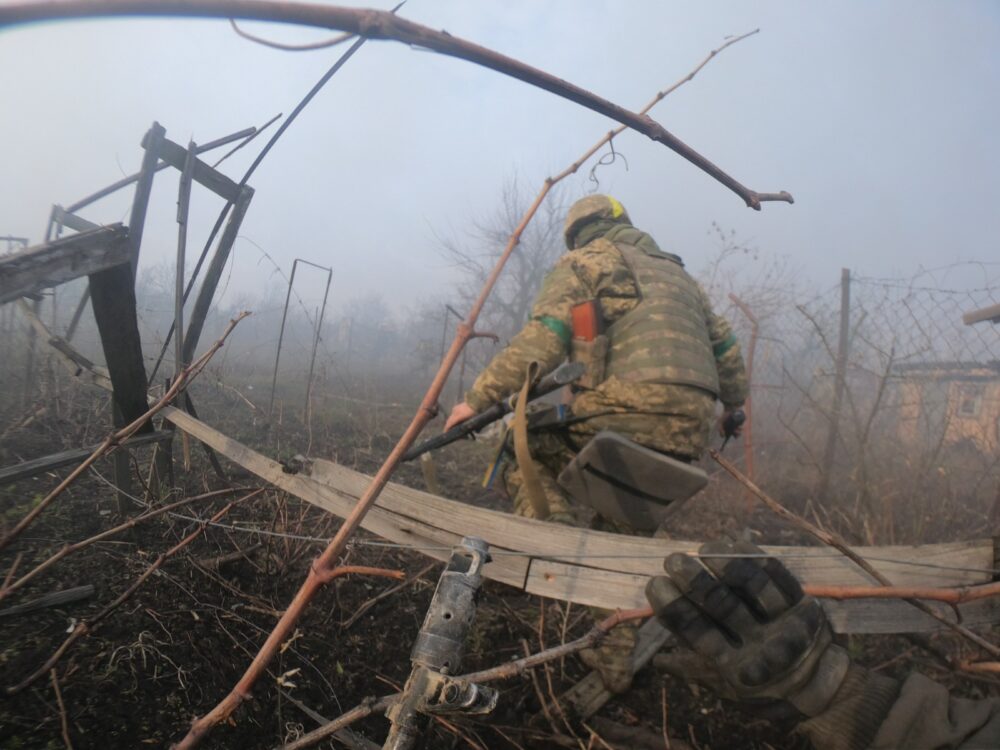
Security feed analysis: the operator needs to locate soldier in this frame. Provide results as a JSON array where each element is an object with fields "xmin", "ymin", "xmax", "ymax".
[
  {"xmin": 444, "ymin": 194, "xmax": 748, "ymax": 693},
  {"xmin": 646, "ymin": 540, "xmax": 1000, "ymax": 749}
]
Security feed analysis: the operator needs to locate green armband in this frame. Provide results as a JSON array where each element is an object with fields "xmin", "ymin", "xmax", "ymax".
[
  {"xmin": 535, "ymin": 315, "xmax": 571, "ymax": 348},
  {"xmin": 713, "ymin": 332, "xmax": 738, "ymax": 358}
]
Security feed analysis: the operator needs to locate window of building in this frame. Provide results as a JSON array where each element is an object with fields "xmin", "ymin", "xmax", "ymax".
[{"xmin": 956, "ymin": 385, "xmax": 984, "ymax": 418}]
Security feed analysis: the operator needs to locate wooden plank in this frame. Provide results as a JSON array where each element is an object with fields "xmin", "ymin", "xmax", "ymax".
[
  {"xmin": 152, "ymin": 134, "xmax": 240, "ymax": 203},
  {"xmin": 963, "ymin": 302, "xmax": 1000, "ymax": 326},
  {"xmin": 0, "ymin": 432, "xmax": 172, "ymax": 486},
  {"xmin": 0, "ymin": 224, "xmax": 129, "ymax": 304},
  {"xmin": 161, "ymin": 407, "xmax": 527, "ymax": 589},
  {"xmin": 160, "ymin": 407, "xmax": 1000, "ymax": 635},
  {"xmin": 129, "ymin": 122, "xmax": 165, "ymax": 275},
  {"xmin": 181, "ymin": 185, "xmax": 254, "ymax": 364},
  {"xmin": 305, "ymin": 459, "xmax": 991, "ymax": 588},
  {"xmin": 561, "ymin": 618, "xmax": 671, "ymax": 720},
  {"xmin": 0, "ymin": 585, "xmax": 95, "ymax": 619},
  {"xmin": 52, "ymin": 205, "xmax": 99, "ymax": 233},
  {"xmin": 525, "ymin": 558, "xmax": 1000, "ymax": 635},
  {"xmin": 89, "ymin": 261, "xmax": 150, "ymax": 428},
  {"xmin": 15, "ymin": 298, "xmax": 113, "ymax": 391}
]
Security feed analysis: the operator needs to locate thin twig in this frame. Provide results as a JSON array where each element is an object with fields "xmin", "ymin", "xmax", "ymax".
[
  {"xmin": 229, "ymin": 17, "xmax": 354, "ymax": 51},
  {"xmin": 341, "ymin": 560, "xmax": 436, "ymax": 629},
  {"xmin": 50, "ymin": 669, "xmax": 73, "ymax": 750},
  {"xmin": 804, "ymin": 581, "xmax": 1000, "ymax": 605},
  {"xmin": 2, "ymin": 552, "xmax": 23, "ymax": 588},
  {"xmin": 710, "ymin": 449, "xmax": 1000, "ymax": 658},
  {"xmin": 0, "ymin": 4, "xmax": 791, "ymax": 209},
  {"xmin": 661, "ymin": 682, "xmax": 671, "ymax": 750}
]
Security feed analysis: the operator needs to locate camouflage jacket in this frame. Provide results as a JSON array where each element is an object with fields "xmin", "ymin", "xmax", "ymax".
[
  {"xmin": 465, "ymin": 225, "xmax": 748, "ymax": 457},
  {"xmin": 801, "ymin": 667, "xmax": 1000, "ymax": 750}
]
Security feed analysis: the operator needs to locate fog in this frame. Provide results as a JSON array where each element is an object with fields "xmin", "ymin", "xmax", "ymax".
[{"xmin": 1, "ymin": 1, "xmax": 998, "ymax": 316}]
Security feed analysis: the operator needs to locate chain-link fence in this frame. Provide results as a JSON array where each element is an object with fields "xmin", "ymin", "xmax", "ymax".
[{"xmin": 714, "ymin": 262, "xmax": 1000, "ymax": 542}]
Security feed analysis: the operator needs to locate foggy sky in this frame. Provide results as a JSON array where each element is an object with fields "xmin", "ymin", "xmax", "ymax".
[{"xmin": 1, "ymin": 1, "xmax": 998, "ymax": 317}]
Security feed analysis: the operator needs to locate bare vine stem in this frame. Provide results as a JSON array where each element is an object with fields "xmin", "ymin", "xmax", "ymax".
[
  {"xmin": 0, "ymin": 3, "xmax": 791, "ymax": 209},
  {"xmin": 0, "ymin": 312, "xmax": 250, "ymax": 554}
]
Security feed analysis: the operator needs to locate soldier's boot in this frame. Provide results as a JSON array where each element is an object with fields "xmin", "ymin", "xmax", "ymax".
[{"xmin": 578, "ymin": 614, "xmax": 639, "ymax": 695}]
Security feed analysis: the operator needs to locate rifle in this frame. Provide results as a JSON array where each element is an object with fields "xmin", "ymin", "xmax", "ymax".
[{"xmin": 401, "ymin": 361, "xmax": 584, "ymax": 462}]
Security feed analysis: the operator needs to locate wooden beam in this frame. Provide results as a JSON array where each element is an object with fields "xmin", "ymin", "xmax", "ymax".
[
  {"xmin": 128, "ymin": 122, "xmax": 165, "ymax": 276},
  {"xmin": 0, "ymin": 431, "xmax": 172, "ymax": 486},
  {"xmin": 15, "ymin": 299, "xmax": 112, "ymax": 391},
  {"xmin": 51, "ymin": 205, "xmax": 99, "ymax": 233},
  {"xmin": 181, "ymin": 185, "xmax": 254, "ymax": 364},
  {"xmin": 150, "ymin": 133, "xmax": 241, "ymax": 203},
  {"xmin": 0, "ymin": 224, "xmax": 129, "ymax": 304},
  {"xmin": 160, "ymin": 406, "xmax": 1000, "ymax": 635},
  {"xmin": 89, "ymin": 262, "xmax": 150, "ymax": 428},
  {"xmin": 963, "ymin": 302, "xmax": 1000, "ymax": 326}
]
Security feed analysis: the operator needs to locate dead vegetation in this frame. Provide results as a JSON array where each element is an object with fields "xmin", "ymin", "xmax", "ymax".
[{"xmin": 1, "ymin": 6, "xmax": 999, "ymax": 749}]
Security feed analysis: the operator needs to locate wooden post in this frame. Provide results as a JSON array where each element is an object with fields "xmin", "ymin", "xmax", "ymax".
[
  {"xmin": 268, "ymin": 258, "xmax": 298, "ymax": 418},
  {"xmin": 130, "ymin": 122, "xmax": 166, "ymax": 277},
  {"xmin": 304, "ymin": 266, "xmax": 333, "ymax": 417},
  {"xmin": 182, "ymin": 185, "xmax": 254, "ymax": 365},
  {"xmin": 175, "ymin": 141, "xmax": 196, "ymax": 380},
  {"xmin": 89, "ymin": 260, "xmax": 152, "ymax": 512},
  {"xmin": 818, "ymin": 268, "xmax": 851, "ymax": 499}
]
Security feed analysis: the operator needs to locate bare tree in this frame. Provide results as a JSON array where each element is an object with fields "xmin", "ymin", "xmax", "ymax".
[{"xmin": 437, "ymin": 177, "xmax": 567, "ymax": 346}]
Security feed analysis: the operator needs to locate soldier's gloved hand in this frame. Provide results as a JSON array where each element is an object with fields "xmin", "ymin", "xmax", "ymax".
[{"xmin": 646, "ymin": 540, "xmax": 850, "ymax": 720}]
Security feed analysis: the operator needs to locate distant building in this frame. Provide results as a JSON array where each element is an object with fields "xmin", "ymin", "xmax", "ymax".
[{"xmin": 894, "ymin": 361, "xmax": 1000, "ymax": 455}]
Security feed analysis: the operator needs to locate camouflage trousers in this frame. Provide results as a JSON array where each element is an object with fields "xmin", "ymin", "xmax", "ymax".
[{"xmin": 500, "ymin": 426, "xmax": 641, "ymax": 695}]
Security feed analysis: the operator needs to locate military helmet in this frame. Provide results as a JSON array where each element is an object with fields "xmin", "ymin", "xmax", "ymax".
[{"xmin": 563, "ymin": 194, "xmax": 632, "ymax": 248}]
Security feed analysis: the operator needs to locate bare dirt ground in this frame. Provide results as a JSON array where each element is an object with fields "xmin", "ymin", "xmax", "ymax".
[{"xmin": 0, "ymin": 378, "xmax": 995, "ymax": 749}]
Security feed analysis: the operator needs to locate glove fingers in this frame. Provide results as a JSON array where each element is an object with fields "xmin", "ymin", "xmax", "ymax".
[
  {"xmin": 664, "ymin": 552, "xmax": 759, "ymax": 645},
  {"xmin": 727, "ymin": 540, "xmax": 805, "ymax": 605},
  {"xmin": 699, "ymin": 540, "xmax": 795, "ymax": 622},
  {"xmin": 646, "ymin": 575, "xmax": 731, "ymax": 660}
]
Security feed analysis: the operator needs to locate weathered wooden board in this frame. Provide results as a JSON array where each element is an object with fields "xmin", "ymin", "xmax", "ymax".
[
  {"xmin": 52, "ymin": 205, "xmax": 99, "ymax": 233},
  {"xmin": 161, "ymin": 407, "xmax": 1000, "ymax": 635},
  {"xmin": 89, "ymin": 261, "xmax": 150, "ymax": 427},
  {"xmin": 303, "ymin": 458, "xmax": 991, "ymax": 588},
  {"xmin": 0, "ymin": 431, "xmax": 171, "ymax": 486},
  {"xmin": 151, "ymin": 134, "xmax": 240, "ymax": 203},
  {"xmin": 561, "ymin": 618, "xmax": 673, "ymax": 720},
  {"xmin": 161, "ymin": 407, "xmax": 528, "ymax": 589},
  {"xmin": 15, "ymin": 299, "xmax": 113, "ymax": 391},
  {"xmin": 525, "ymin": 558, "xmax": 1000, "ymax": 634},
  {"xmin": 0, "ymin": 224, "xmax": 129, "ymax": 304}
]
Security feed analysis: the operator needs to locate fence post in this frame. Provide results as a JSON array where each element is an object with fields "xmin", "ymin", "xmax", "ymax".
[
  {"xmin": 728, "ymin": 294, "xmax": 758, "ymax": 511},
  {"xmin": 819, "ymin": 268, "xmax": 851, "ymax": 499}
]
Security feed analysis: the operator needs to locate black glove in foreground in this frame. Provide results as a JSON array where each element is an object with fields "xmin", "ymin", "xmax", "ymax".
[{"xmin": 646, "ymin": 540, "xmax": 850, "ymax": 717}]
